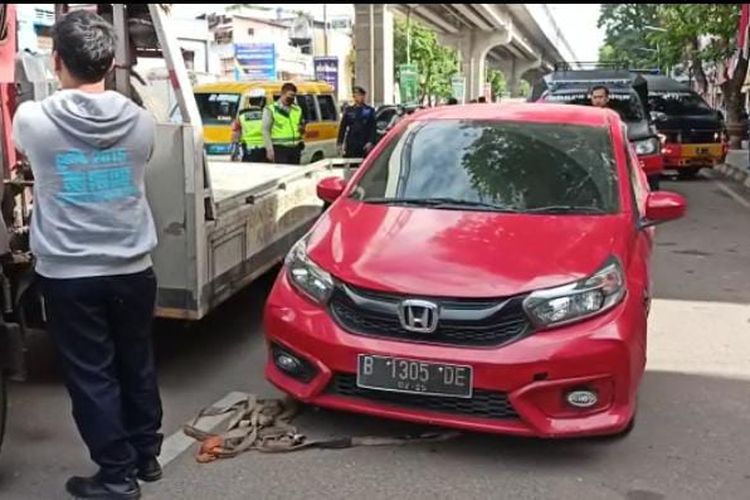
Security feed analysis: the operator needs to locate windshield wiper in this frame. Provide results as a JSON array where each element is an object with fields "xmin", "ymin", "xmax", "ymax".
[
  {"xmin": 360, "ymin": 197, "xmax": 520, "ymax": 212},
  {"xmin": 524, "ymin": 205, "xmax": 608, "ymax": 214}
]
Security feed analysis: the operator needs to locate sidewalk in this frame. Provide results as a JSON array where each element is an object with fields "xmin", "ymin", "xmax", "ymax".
[{"xmin": 715, "ymin": 148, "xmax": 750, "ymax": 188}]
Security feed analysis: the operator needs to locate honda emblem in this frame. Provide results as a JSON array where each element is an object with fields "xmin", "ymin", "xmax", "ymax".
[{"xmin": 398, "ymin": 299, "xmax": 439, "ymax": 333}]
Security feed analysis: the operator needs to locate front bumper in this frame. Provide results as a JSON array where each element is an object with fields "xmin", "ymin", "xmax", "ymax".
[{"xmin": 263, "ymin": 271, "xmax": 646, "ymax": 438}]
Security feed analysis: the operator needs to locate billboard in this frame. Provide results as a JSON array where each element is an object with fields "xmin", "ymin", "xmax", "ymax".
[
  {"xmin": 314, "ymin": 56, "xmax": 339, "ymax": 93},
  {"xmin": 234, "ymin": 43, "xmax": 276, "ymax": 81}
]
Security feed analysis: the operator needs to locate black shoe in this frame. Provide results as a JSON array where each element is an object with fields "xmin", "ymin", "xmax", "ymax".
[
  {"xmin": 136, "ymin": 457, "xmax": 162, "ymax": 483},
  {"xmin": 65, "ymin": 474, "xmax": 140, "ymax": 500}
]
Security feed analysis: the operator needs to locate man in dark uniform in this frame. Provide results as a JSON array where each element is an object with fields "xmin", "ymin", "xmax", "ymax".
[{"xmin": 337, "ymin": 86, "xmax": 376, "ymax": 158}]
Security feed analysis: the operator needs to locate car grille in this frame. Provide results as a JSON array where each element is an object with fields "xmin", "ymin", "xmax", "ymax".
[
  {"xmin": 662, "ymin": 129, "xmax": 719, "ymax": 144},
  {"xmin": 328, "ymin": 283, "xmax": 533, "ymax": 347},
  {"xmin": 327, "ymin": 373, "xmax": 519, "ymax": 420}
]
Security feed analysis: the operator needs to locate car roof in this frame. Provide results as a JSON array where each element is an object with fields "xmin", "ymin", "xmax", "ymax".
[
  {"xmin": 641, "ymin": 74, "xmax": 692, "ymax": 93},
  {"xmin": 410, "ymin": 103, "xmax": 616, "ymax": 128}
]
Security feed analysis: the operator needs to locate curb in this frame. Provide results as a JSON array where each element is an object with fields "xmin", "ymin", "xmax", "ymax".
[{"xmin": 715, "ymin": 162, "xmax": 750, "ymax": 188}]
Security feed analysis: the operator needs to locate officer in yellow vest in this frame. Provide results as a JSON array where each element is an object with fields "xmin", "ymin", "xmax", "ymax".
[
  {"xmin": 262, "ymin": 82, "xmax": 306, "ymax": 165},
  {"xmin": 232, "ymin": 106, "xmax": 266, "ymax": 162}
]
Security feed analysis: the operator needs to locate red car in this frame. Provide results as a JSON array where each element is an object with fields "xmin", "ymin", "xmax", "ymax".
[{"xmin": 264, "ymin": 103, "xmax": 686, "ymax": 438}]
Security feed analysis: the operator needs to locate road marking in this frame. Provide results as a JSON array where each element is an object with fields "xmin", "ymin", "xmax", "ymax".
[
  {"xmin": 713, "ymin": 179, "xmax": 750, "ymax": 210},
  {"xmin": 157, "ymin": 391, "xmax": 248, "ymax": 468}
]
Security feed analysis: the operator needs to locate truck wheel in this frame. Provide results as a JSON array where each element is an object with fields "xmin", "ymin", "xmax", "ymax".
[
  {"xmin": 311, "ymin": 152, "xmax": 324, "ymax": 163},
  {"xmin": 677, "ymin": 167, "xmax": 701, "ymax": 179}
]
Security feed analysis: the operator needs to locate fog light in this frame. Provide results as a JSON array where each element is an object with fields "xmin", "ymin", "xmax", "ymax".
[
  {"xmin": 271, "ymin": 343, "xmax": 317, "ymax": 382},
  {"xmin": 276, "ymin": 353, "xmax": 301, "ymax": 372},
  {"xmin": 566, "ymin": 389, "xmax": 598, "ymax": 409}
]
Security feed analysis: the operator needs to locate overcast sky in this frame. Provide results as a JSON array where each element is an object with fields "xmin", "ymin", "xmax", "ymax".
[{"xmin": 173, "ymin": 4, "xmax": 604, "ymax": 62}]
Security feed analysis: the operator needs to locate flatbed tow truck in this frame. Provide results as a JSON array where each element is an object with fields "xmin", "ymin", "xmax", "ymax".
[{"xmin": 0, "ymin": 4, "xmax": 357, "ymax": 449}]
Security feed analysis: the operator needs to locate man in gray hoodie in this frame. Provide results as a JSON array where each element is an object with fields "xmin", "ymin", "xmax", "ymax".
[{"xmin": 12, "ymin": 10, "xmax": 162, "ymax": 500}]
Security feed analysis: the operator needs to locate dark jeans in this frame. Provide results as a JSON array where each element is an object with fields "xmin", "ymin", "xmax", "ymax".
[
  {"xmin": 273, "ymin": 144, "xmax": 302, "ymax": 165},
  {"xmin": 344, "ymin": 142, "xmax": 368, "ymax": 159},
  {"xmin": 38, "ymin": 268, "xmax": 163, "ymax": 482},
  {"xmin": 242, "ymin": 146, "xmax": 267, "ymax": 163}
]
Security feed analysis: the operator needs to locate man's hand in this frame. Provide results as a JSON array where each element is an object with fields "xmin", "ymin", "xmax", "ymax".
[
  {"xmin": 266, "ymin": 148, "xmax": 275, "ymax": 162},
  {"xmin": 337, "ymin": 144, "xmax": 345, "ymax": 157},
  {"xmin": 364, "ymin": 142, "xmax": 373, "ymax": 153}
]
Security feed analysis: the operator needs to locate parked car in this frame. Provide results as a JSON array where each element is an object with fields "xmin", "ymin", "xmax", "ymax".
[{"xmin": 264, "ymin": 103, "xmax": 686, "ymax": 439}]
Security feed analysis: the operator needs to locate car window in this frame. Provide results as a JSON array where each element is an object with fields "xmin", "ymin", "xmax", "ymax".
[
  {"xmin": 317, "ymin": 95, "xmax": 338, "ymax": 121},
  {"xmin": 648, "ymin": 91, "xmax": 713, "ymax": 116},
  {"xmin": 351, "ymin": 120, "xmax": 619, "ymax": 214},
  {"xmin": 195, "ymin": 93, "xmax": 241, "ymax": 125},
  {"xmin": 546, "ymin": 91, "xmax": 645, "ymax": 122},
  {"xmin": 376, "ymin": 109, "xmax": 397, "ymax": 130},
  {"xmin": 296, "ymin": 94, "xmax": 319, "ymax": 123}
]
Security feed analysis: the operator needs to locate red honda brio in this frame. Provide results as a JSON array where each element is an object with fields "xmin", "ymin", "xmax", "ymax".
[{"xmin": 263, "ymin": 103, "xmax": 687, "ymax": 438}]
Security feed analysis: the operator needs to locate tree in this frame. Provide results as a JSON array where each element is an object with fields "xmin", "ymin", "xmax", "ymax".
[
  {"xmin": 487, "ymin": 69, "xmax": 507, "ymax": 98},
  {"xmin": 597, "ymin": 4, "xmax": 662, "ymax": 69},
  {"xmin": 649, "ymin": 5, "xmax": 746, "ymax": 147},
  {"xmin": 394, "ymin": 18, "xmax": 459, "ymax": 105}
]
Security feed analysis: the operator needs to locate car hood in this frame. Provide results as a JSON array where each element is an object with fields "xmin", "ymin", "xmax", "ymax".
[{"xmin": 307, "ymin": 200, "xmax": 626, "ymax": 298}]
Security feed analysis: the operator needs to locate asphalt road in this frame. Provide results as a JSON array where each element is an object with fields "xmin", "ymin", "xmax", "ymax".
[{"xmin": 1, "ymin": 170, "xmax": 750, "ymax": 500}]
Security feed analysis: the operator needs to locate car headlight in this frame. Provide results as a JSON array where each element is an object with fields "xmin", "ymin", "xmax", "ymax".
[
  {"xmin": 523, "ymin": 258, "xmax": 626, "ymax": 328},
  {"xmin": 634, "ymin": 138, "xmax": 660, "ymax": 156},
  {"xmin": 285, "ymin": 237, "xmax": 334, "ymax": 304}
]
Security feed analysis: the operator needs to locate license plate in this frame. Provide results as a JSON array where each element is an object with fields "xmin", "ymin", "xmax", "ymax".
[
  {"xmin": 356, "ymin": 355, "xmax": 473, "ymax": 398},
  {"xmin": 682, "ymin": 144, "xmax": 721, "ymax": 158}
]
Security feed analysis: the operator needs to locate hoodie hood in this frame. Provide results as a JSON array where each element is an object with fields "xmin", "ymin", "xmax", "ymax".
[{"xmin": 41, "ymin": 90, "xmax": 142, "ymax": 149}]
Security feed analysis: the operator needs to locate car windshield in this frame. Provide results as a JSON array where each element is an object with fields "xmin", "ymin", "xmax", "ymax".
[
  {"xmin": 195, "ymin": 93, "xmax": 241, "ymax": 125},
  {"xmin": 350, "ymin": 120, "xmax": 619, "ymax": 214},
  {"xmin": 545, "ymin": 91, "xmax": 644, "ymax": 122},
  {"xmin": 648, "ymin": 91, "xmax": 713, "ymax": 116}
]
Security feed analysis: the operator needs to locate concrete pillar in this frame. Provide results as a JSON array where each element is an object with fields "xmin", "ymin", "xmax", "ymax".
[
  {"xmin": 455, "ymin": 29, "xmax": 511, "ymax": 100},
  {"xmin": 354, "ymin": 4, "xmax": 394, "ymax": 107},
  {"xmin": 509, "ymin": 56, "xmax": 543, "ymax": 97}
]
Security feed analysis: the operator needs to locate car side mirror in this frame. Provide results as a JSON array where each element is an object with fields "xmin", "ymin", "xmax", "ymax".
[
  {"xmin": 641, "ymin": 191, "xmax": 686, "ymax": 229},
  {"xmin": 317, "ymin": 176, "xmax": 346, "ymax": 204}
]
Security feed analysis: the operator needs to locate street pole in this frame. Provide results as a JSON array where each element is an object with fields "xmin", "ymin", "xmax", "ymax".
[
  {"xmin": 406, "ymin": 7, "xmax": 412, "ymax": 65},
  {"xmin": 323, "ymin": 4, "xmax": 328, "ymax": 56}
]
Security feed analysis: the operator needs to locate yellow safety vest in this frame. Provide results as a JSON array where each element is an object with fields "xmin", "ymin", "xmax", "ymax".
[
  {"xmin": 268, "ymin": 103, "xmax": 303, "ymax": 146},
  {"xmin": 238, "ymin": 112, "xmax": 264, "ymax": 148}
]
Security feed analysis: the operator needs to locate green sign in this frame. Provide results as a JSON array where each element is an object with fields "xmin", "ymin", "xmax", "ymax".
[
  {"xmin": 399, "ymin": 63, "xmax": 419, "ymax": 105},
  {"xmin": 451, "ymin": 74, "xmax": 466, "ymax": 103}
]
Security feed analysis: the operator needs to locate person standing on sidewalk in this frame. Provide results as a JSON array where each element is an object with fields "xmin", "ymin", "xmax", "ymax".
[
  {"xmin": 12, "ymin": 10, "xmax": 162, "ymax": 500},
  {"xmin": 262, "ymin": 82, "xmax": 306, "ymax": 164}
]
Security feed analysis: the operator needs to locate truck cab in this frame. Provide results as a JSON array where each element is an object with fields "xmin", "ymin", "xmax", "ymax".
[
  {"xmin": 642, "ymin": 74, "xmax": 727, "ymax": 178},
  {"xmin": 530, "ymin": 64, "xmax": 664, "ymax": 190}
]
